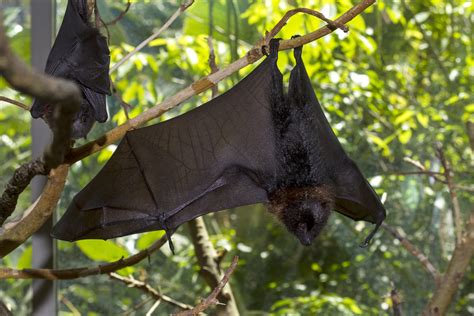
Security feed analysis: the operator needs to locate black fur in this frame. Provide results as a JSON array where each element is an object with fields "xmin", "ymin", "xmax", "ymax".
[
  {"xmin": 267, "ymin": 41, "xmax": 335, "ymax": 246},
  {"xmin": 30, "ymin": 0, "xmax": 110, "ymax": 139}
]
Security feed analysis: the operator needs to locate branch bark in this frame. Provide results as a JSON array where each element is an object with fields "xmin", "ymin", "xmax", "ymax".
[
  {"xmin": 423, "ymin": 213, "xmax": 474, "ymax": 315},
  {"xmin": 0, "ymin": 164, "xmax": 69, "ymax": 258},
  {"xmin": 188, "ymin": 218, "xmax": 239, "ymax": 316},
  {"xmin": 0, "ymin": 235, "xmax": 167, "ymax": 278}
]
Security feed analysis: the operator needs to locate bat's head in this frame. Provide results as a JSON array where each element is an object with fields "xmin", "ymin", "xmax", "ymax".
[
  {"xmin": 268, "ymin": 186, "xmax": 334, "ymax": 246},
  {"xmin": 30, "ymin": 99, "xmax": 96, "ymax": 139}
]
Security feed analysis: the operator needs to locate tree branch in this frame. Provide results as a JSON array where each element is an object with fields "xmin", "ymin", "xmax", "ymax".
[
  {"xmin": 263, "ymin": 7, "xmax": 348, "ymax": 44},
  {"xmin": 0, "ymin": 164, "xmax": 69, "ymax": 258},
  {"xmin": 0, "ymin": 234, "xmax": 167, "ymax": 278},
  {"xmin": 174, "ymin": 256, "xmax": 239, "ymax": 316},
  {"xmin": 66, "ymin": 0, "xmax": 376, "ymax": 164},
  {"xmin": 382, "ymin": 223, "xmax": 441, "ymax": 286},
  {"xmin": 104, "ymin": 0, "xmax": 131, "ymax": 26},
  {"xmin": 423, "ymin": 213, "xmax": 474, "ymax": 315},
  {"xmin": 0, "ymin": 159, "xmax": 46, "ymax": 225},
  {"xmin": 0, "ymin": 96, "xmax": 30, "ymax": 111},
  {"xmin": 109, "ymin": 272, "xmax": 193, "ymax": 311},
  {"xmin": 188, "ymin": 218, "xmax": 239, "ymax": 316}
]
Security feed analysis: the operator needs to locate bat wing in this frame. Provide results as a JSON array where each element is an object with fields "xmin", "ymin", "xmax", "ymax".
[
  {"xmin": 31, "ymin": 0, "xmax": 110, "ymax": 120},
  {"xmin": 52, "ymin": 57, "xmax": 280, "ymax": 241},
  {"xmin": 289, "ymin": 45, "xmax": 386, "ymax": 226}
]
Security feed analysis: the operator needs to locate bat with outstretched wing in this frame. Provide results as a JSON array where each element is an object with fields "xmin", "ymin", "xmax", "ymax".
[
  {"xmin": 30, "ymin": 0, "xmax": 110, "ymax": 139},
  {"xmin": 52, "ymin": 40, "xmax": 385, "ymax": 250}
]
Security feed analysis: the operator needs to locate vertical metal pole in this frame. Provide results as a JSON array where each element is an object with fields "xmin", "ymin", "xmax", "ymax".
[{"xmin": 31, "ymin": 1, "xmax": 56, "ymax": 315}]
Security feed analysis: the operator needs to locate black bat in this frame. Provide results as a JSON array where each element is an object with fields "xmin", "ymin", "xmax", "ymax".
[
  {"xmin": 30, "ymin": 0, "xmax": 110, "ymax": 139},
  {"xmin": 52, "ymin": 40, "xmax": 386, "ymax": 251}
]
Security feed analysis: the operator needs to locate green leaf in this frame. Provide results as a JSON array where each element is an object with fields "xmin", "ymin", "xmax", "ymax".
[
  {"xmin": 416, "ymin": 113, "xmax": 429, "ymax": 128},
  {"xmin": 136, "ymin": 231, "xmax": 165, "ymax": 250},
  {"xmin": 17, "ymin": 246, "xmax": 32, "ymax": 269},
  {"xmin": 398, "ymin": 129, "xmax": 412, "ymax": 144},
  {"xmin": 394, "ymin": 110, "xmax": 414, "ymax": 125},
  {"xmin": 76, "ymin": 240, "xmax": 129, "ymax": 262}
]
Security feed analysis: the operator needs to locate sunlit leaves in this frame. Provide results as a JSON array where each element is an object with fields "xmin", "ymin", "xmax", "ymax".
[
  {"xmin": 76, "ymin": 240, "xmax": 129, "ymax": 262},
  {"xmin": 136, "ymin": 231, "xmax": 165, "ymax": 250}
]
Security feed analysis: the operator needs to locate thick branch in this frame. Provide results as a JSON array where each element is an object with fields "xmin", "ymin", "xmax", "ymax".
[
  {"xmin": 0, "ymin": 159, "xmax": 46, "ymax": 225},
  {"xmin": 0, "ymin": 23, "xmax": 81, "ymax": 108},
  {"xmin": 188, "ymin": 218, "xmax": 239, "ymax": 316},
  {"xmin": 423, "ymin": 213, "xmax": 474, "ymax": 315},
  {"xmin": 109, "ymin": 273, "xmax": 193, "ymax": 311},
  {"xmin": 67, "ymin": 0, "xmax": 376, "ymax": 163},
  {"xmin": 382, "ymin": 223, "xmax": 441, "ymax": 286},
  {"xmin": 0, "ymin": 235, "xmax": 167, "ymax": 278},
  {"xmin": 174, "ymin": 256, "xmax": 239, "ymax": 316},
  {"xmin": 0, "ymin": 164, "xmax": 69, "ymax": 258}
]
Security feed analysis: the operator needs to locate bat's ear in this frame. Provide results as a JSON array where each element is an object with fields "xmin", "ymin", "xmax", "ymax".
[
  {"xmin": 333, "ymin": 157, "xmax": 386, "ymax": 244},
  {"xmin": 30, "ymin": 99, "xmax": 45, "ymax": 118}
]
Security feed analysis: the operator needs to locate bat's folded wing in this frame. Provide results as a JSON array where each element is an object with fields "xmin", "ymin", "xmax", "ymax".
[
  {"xmin": 52, "ymin": 58, "xmax": 279, "ymax": 241},
  {"xmin": 289, "ymin": 45, "xmax": 386, "ymax": 226}
]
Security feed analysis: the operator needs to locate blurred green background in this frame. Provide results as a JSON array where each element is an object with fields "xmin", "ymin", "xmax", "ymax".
[{"xmin": 0, "ymin": 0, "xmax": 472, "ymax": 315}]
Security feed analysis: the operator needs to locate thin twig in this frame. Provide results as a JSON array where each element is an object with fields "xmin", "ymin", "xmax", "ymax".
[
  {"xmin": 0, "ymin": 96, "xmax": 30, "ymax": 111},
  {"xmin": 403, "ymin": 157, "xmax": 447, "ymax": 184},
  {"xmin": 0, "ymin": 235, "xmax": 167, "ymax": 278},
  {"xmin": 264, "ymin": 7, "xmax": 348, "ymax": 44},
  {"xmin": 66, "ymin": 0, "xmax": 376, "ymax": 164},
  {"xmin": 109, "ymin": 0, "xmax": 195, "ymax": 73},
  {"xmin": 435, "ymin": 144, "xmax": 463, "ymax": 245},
  {"xmin": 382, "ymin": 223, "xmax": 441, "ymax": 286},
  {"xmin": 111, "ymin": 80, "xmax": 132, "ymax": 120},
  {"xmin": 104, "ymin": 0, "xmax": 131, "ymax": 26},
  {"xmin": 109, "ymin": 273, "xmax": 193, "ymax": 311},
  {"xmin": 207, "ymin": 36, "xmax": 219, "ymax": 97},
  {"xmin": 390, "ymin": 285, "xmax": 403, "ymax": 316},
  {"xmin": 174, "ymin": 256, "xmax": 239, "ymax": 316},
  {"xmin": 401, "ymin": 157, "xmax": 473, "ymax": 192},
  {"xmin": 386, "ymin": 170, "xmax": 444, "ymax": 177}
]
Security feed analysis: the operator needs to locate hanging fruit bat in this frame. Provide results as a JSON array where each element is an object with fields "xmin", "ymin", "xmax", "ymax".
[
  {"xmin": 30, "ymin": 0, "xmax": 110, "ymax": 139},
  {"xmin": 52, "ymin": 40, "xmax": 386, "ymax": 251}
]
